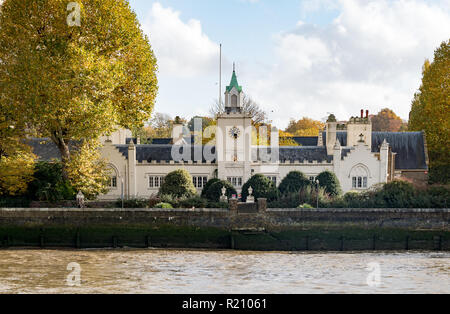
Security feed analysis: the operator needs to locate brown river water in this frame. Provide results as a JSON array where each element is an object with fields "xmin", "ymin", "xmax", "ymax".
[{"xmin": 0, "ymin": 249, "xmax": 448, "ymax": 294}]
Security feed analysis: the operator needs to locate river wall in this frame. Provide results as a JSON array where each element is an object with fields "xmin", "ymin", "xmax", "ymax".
[{"xmin": 0, "ymin": 204, "xmax": 449, "ymax": 251}]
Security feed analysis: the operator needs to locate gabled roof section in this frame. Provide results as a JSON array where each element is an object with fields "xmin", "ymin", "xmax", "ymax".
[{"xmin": 226, "ymin": 70, "xmax": 242, "ymax": 93}]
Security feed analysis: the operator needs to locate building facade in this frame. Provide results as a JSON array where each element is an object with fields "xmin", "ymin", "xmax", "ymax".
[{"xmin": 30, "ymin": 70, "xmax": 429, "ymax": 200}]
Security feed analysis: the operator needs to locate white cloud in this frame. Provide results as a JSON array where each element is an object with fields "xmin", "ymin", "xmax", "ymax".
[
  {"xmin": 245, "ymin": 0, "xmax": 450, "ymax": 127},
  {"xmin": 142, "ymin": 2, "xmax": 219, "ymax": 78}
]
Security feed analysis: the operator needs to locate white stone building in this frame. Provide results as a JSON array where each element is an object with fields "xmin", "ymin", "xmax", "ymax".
[{"xmin": 30, "ymin": 69, "xmax": 429, "ymax": 199}]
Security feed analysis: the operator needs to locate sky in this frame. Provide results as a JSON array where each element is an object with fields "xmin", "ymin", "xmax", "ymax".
[{"xmin": 128, "ymin": 0, "xmax": 450, "ymax": 129}]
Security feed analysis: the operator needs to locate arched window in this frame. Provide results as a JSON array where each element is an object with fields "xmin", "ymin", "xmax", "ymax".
[
  {"xmin": 231, "ymin": 94, "xmax": 238, "ymax": 107},
  {"xmin": 350, "ymin": 164, "xmax": 369, "ymax": 189},
  {"xmin": 107, "ymin": 165, "xmax": 119, "ymax": 189}
]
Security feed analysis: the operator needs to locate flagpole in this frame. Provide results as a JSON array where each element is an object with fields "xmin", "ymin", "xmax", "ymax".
[{"xmin": 219, "ymin": 43, "xmax": 222, "ymax": 107}]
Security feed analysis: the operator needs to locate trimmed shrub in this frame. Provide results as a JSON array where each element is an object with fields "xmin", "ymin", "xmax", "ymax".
[
  {"xmin": 298, "ymin": 203, "xmax": 314, "ymax": 209},
  {"xmin": 242, "ymin": 174, "xmax": 279, "ymax": 202},
  {"xmin": 316, "ymin": 170, "xmax": 342, "ymax": 197},
  {"xmin": 204, "ymin": 180, "xmax": 237, "ymax": 202},
  {"xmin": 278, "ymin": 171, "xmax": 311, "ymax": 195},
  {"xmin": 159, "ymin": 169, "xmax": 197, "ymax": 198},
  {"xmin": 179, "ymin": 196, "xmax": 208, "ymax": 208},
  {"xmin": 201, "ymin": 178, "xmax": 221, "ymax": 198},
  {"xmin": 155, "ymin": 202, "xmax": 173, "ymax": 209},
  {"xmin": 206, "ymin": 202, "xmax": 229, "ymax": 209},
  {"xmin": 378, "ymin": 180, "xmax": 415, "ymax": 208}
]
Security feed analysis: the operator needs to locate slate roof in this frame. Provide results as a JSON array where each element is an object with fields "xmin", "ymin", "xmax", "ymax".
[
  {"xmin": 26, "ymin": 138, "xmax": 79, "ymax": 161},
  {"xmin": 116, "ymin": 145, "xmax": 216, "ymax": 163},
  {"xmin": 253, "ymin": 147, "xmax": 333, "ymax": 163},
  {"xmin": 291, "ymin": 137, "xmax": 319, "ymax": 146},
  {"xmin": 25, "ymin": 131, "xmax": 428, "ymax": 170},
  {"xmin": 322, "ymin": 131, "xmax": 348, "ymax": 146},
  {"xmin": 372, "ymin": 132, "xmax": 427, "ymax": 170},
  {"xmin": 320, "ymin": 131, "xmax": 427, "ymax": 170}
]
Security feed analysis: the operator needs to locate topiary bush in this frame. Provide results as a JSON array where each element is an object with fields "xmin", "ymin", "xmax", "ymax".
[
  {"xmin": 241, "ymin": 174, "xmax": 279, "ymax": 202},
  {"xmin": 316, "ymin": 170, "xmax": 342, "ymax": 197},
  {"xmin": 278, "ymin": 171, "xmax": 311, "ymax": 196},
  {"xmin": 204, "ymin": 180, "xmax": 237, "ymax": 202},
  {"xmin": 179, "ymin": 196, "xmax": 208, "ymax": 208},
  {"xmin": 159, "ymin": 169, "xmax": 197, "ymax": 198},
  {"xmin": 201, "ymin": 178, "xmax": 221, "ymax": 198}
]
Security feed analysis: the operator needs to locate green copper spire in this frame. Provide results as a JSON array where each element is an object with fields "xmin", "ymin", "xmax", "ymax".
[{"xmin": 226, "ymin": 63, "xmax": 243, "ymax": 93}]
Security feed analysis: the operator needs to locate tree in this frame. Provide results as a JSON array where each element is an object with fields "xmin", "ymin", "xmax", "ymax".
[
  {"xmin": 316, "ymin": 171, "xmax": 342, "ymax": 197},
  {"xmin": 0, "ymin": 0, "xmax": 158, "ymax": 179},
  {"xmin": 241, "ymin": 174, "xmax": 278, "ymax": 202},
  {"xmin": 285, "ymin": 118, "xmax": 325, "ymax": 136},
  {"xmin": 210, "ymin": 96, "xmax": 267, "ymax": 124},
  {"xmin": 409, "ymin": 41, "xmax": 450, "ymax": 183},
  {"xmin": 278, "ymin": 171, "xmax": 311, "ymax": 196},
  {"xmin": 0, "ymin": 139, "xmax": 36, "ymax": 196},
  {"xmin": 159, "ymin": 169, "xmax": 197, "ymax": 198},
  {"xmin": 0, "ymin": 103, "xmax": 36, "ymax": 196},
  {"xmin": 65, "ymin": 140, "xmax": 109, "ymax": 199},
  {"xmin": 371, "ymin": 108, "xmax": 405, "ymax": 132},
  {"xmin": 204, "ymin": 180, "xmax": 237, "ymax": 202},
  {"xmin": 144, "ymin": 113, "xmax": 173, "ymax": 139},
  {"xmin": 27, "ymin": 161, "xmax": 75, "ymax": 201}
]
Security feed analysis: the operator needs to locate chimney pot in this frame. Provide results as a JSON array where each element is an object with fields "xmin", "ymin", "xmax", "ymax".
[
  {"xmin": 361, "ymin": 110, "xmax": 364, "ymax": 118},
  {"xmin": 366, "ymin": 110, "xmax": 369, "ymax": 119}
]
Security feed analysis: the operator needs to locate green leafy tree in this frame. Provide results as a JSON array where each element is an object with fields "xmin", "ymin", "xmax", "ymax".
[
  {"xmin": 241, "ymin": 174, "xmax": 278, "ymax": 202},
  {"xmin": 28, "ymin": 162, "xmax": 75, "ymax": 201},
  {"xmin": 159, "ymin": 169, "xmax": 197, "ymax": 198},
  {"xmin": 316, "ymin": 171, "xmax": 342, "ymax": 197},
  {"xmin": 278, "ymin": 171, "xmax": 311, "ymax": 196},
  {"xmin": 0, "ymin": 0, "xmax": 158, "ymax": 180},
  {"xmin": 409, "ymin": 41, "xmax": 450, "ymax": 183},
  {"xmin": 204, "ymin": 180, "xmax": 237, "ymax": 202}
]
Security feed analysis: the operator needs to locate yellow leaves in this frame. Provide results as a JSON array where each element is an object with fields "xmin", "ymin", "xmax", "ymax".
[
  {"xmin": 0, "ymin": 142, "xmax": 36, "ymax": 196},
  {"xmin": 409, "ymin": 40, "xmax": 450, "ymax": 178},
  {"xmin": 65, "ymin": 140, "xmax": 109, "ymax": 199},
  {"xmin": 285, "ymin": 118, "xmax": 324, "ymax": 137}
]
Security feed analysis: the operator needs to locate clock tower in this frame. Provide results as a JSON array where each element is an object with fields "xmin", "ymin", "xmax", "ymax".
[{"xmin": 216, "ymin": 66, "xmax": 253, "ymax": 190}]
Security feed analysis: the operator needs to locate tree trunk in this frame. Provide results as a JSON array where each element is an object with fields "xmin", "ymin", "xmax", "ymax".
[{"xmin": 52, "ymin": 135, "xmax": 71, "ymax": 181}]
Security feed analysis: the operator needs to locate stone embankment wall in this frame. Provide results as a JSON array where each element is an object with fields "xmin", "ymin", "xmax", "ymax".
[{"xmin": 0, "ymin": 203, "xmax": 448, "ymax": 251}]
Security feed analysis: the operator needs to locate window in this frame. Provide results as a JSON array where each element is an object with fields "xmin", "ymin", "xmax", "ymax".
[
  {"xmin": 109, "ymin": 176, "xmax": 117, "ymax": 188},
  {"xmin": 227, "ymin": 177, "xmax": 243, "ymax": 188},
  {"xmin": 193, "ymin": 176, "xmax": 208, "ymax": 189},
  {"xmin": 350, "ymin": 164, "xmax": 369, "ymax": 190},
  {"xmin": 267, "ymin": 176, "xmax": 277, "ymax": 186},
  {"xmin": 149, "ymin": 176, "xmax": 164, "ymax": 189},
  {"xmin": 231, "ymin": 94, "xmax": 238, "ymax": 106},
  {"xmin": 352, "ymin": 176, "xmax": 368, "ymax": 189}
]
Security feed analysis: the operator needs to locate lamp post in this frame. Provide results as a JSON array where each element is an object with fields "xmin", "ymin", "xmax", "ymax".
[
  {"xmin": 315, "ymin": 179, "xmax": 320, "ymax": 209},
  {"xmin": 121, "ymin": 178, "xmax": 124, "ymax": 209}
]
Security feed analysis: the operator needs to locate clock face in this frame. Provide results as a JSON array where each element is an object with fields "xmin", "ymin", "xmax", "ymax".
[{"xmin": 229, "ymin": 127, "xmax": 241, "ymax": 139}]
